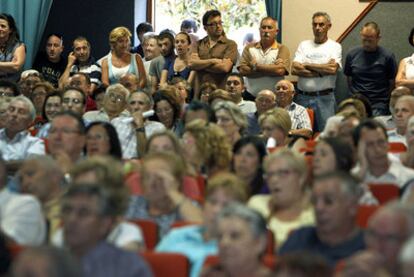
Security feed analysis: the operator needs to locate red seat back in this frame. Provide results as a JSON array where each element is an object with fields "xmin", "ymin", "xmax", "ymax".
[
  {"xmin": 129, "ymin": 219, "xmax": 158, "ymax": 250},
  {"xmin": 368, "ymin": 183, "xmax": 400, "ymax": 204},
  {"xmin": 141, "ymin": 252, "xmax": 190, "ymax": 277}
]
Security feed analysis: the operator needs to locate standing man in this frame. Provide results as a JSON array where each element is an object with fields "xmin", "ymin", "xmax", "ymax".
[
  {"xmin": 292, "ymin": 12, "xmax": 342, "ymax": 132},
  {"xmin": 33, "ymin": 33, "xmax": 67, "ymax": 87},
  {"xmin": 189, "ymin": 10, "xmax": 238, "ymax": 96},
  {"xmin": 59, "ymin": 37, "xmax": 101, "ymax": 92},
  {"xmin": 238, "ymin": 17, "xmax": 290, "ymax": 99},
  {"xmin": 344, "ymin": 22, "xmax": 397, "ymax": 116}
]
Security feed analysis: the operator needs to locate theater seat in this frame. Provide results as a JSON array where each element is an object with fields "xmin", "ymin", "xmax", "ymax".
[
  {"xmin": 368, "ymin": 183, "xmax": 400, "ymax": 204},
  {"xmin": 141, "ymin": 252, "xmax": 190, "ymax": 277},
  {"xmin": 203, "ymin": 254, "xmax": 276, "ymax": 270},
  {"xmin": 356, "ymin": 205, "xmax": 380, "ymax": 228},
  {"xmin": 306, "ymin": 108, "xmax": 315, "ymax": 131},
  {"xmin": 129, "ymin": 219, "xmax": 158, "ymax": 250}
]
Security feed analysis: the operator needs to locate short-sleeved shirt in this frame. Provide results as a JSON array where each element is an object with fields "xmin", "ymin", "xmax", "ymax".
[
  {"xmin": 196, "ymin": 35, "xmax": 238, "ymax": 89},
  {"xmin": 69, "ymin": 57, "xmax": 102, "ymax": 86},
  {"xmin": 239, "ymin": 41, "xmax": 290, "ymax": 96},
  {"xmin": 293, "ymin": 39, "xmax": 342, "ymax": 92},
  {"xmin": 279, "ymin": 226, "xmax": 365, "ymax": 267},
  {"xmin": 33, "ymin": 52, "xmax": 67, "ymax": 87},
  {"xmin": 344, "ymin": 46, "xmax": 397, "ymax": 106}
]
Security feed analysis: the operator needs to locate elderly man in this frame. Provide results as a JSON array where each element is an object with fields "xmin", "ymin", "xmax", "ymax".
[
  {"xmin": 0, "ymin": 96, "xmax": 45, "ymax": 163},
  {"xmin": 375, "ymin": 86, "xmax": 412, "ymax": 130},
  {"xmin": 190, "ymin": 10, "xmax": 238, "ymax": 95},
  {"xmin": 386, "ymin": 95, "xmax": 414, "ymax": 145},
  {"xmin": 33, "ymin": 33, "xmax": 66, "ymax": 87},
  {"xmin": 279, "ymin": 171, "xmax": 365, "ymax": 266},
  {"xmin": 112, "ymin": 91, "xmax": 165, "ymax": 159},
  {"xmin": 344, "ymin": 22, "xmax": 397, "ymax": 116},
  {"xmin": 238, "ymin": 16, "xmax": 290, "ymax": 98},
  {"xmin": 246, "ymin": 89, "xmax": 276, "ymax": 135},
  {"xmin": 61, "ymin": 183, "xmax": 152, "ymax": 276},
  {"xmin": 353, "ymin": 119, "xmax": 414, "ymax": 187},
  {"xmin": 292, "ymin": 11, "xmax": 341, "ymax": 132},
  {"xmin": 83, "ymin": 84, "xmax": 130, "ymax": 122},
  {"xmin": 225, "ymin": 73, "xmax": 256, "ymax": 114},
  {"xmin": 48, "ymin": 111, "xmax": 86, "ymax": 173},
  {"xmin": 275, "ymin": 79, "xmax": 313, "ymax": 138},
  {"xmin": 59, "ymin": 36, "xmax": 101, "ymax": 92},
  {"xmin": 0, "ymin": 156, "xmax": 46, "ymax": 246},
  {"xmin": 341, "ymin": 202, "xmax": 414, "ymax": 275},
  {"xmin": 19, "ymin": 156, "xmax": 65, "ymax": 241}
]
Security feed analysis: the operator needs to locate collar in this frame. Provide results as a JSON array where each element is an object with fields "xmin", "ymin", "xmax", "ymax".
[
  {"xmin": 0, "ymin": 128, "xmax": 28, "ymax": 142},
  {"xmin": 254, "ymin": 40, "xmax": 279, "ymax": 50},
  {"xmin": 286, "ymin": 102, "xmax": 296, "ymax": 111}
]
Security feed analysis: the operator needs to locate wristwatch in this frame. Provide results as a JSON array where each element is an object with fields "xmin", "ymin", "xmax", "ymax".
[{"xmin": 135, "ymin": 127, "xmax": 145, "ymax": 132}]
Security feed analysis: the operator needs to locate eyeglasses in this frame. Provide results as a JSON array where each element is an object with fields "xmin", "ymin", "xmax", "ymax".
[
  {"xmin": 108, "ymin": 93, "xmax": 125, "ymax": 102},
  {"xmin": 49, "ymin": 127, "xmax": 80, "ymax": 135},
  {"xmin": 264, "ymin": 169, "xmax": 296, "ymax": 179},
  {"xmin": 63, "ymin": 98, "xmax": 83, "ymax": 105},
  {"xmin": 0, "ymin": 91, "xmax": 14, "ymax": 97},
  {"xmin": 205, "ymin": 21, "xmax": 223, "ymax": 28}
]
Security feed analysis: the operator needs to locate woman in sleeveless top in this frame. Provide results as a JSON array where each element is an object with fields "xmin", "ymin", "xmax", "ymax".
[
  {"xmin": 0, "ymin": 13, "xmax": 25, "ymax": 82},
  {"xmin": 102, "ymin": 26, "xmax": 146, "ymax": 88},
  {"xmin": 396, "ymin": 28, "xmax": 414, "ymax": 90},
  {"xmin": 160, "ymin": 32, "xmax": 195, "ymax": 86}
]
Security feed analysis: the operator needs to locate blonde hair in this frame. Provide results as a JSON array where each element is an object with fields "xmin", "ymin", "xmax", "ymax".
[
  {"xmin": 259, "ymin": 108, "xmax": 292, "ymax": 135},
  {"xmin": 264, "ymin": 148, "xmax": 307, "ymax": 181},
  {"xmin": 206, "ymin": 172, "xmax": 248, "ymax": 203},
  {"xmin": 185, "ymin": 119, "xmax": 232, "ymax": 171},
  {"xmin": 109, "ymin": 26, "xmax": 132, "ymax": 45}
]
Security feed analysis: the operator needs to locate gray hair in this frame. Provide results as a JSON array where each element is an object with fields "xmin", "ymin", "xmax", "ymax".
[
  {"xmin": 105, "ymin": 83, "xmax": 130, "ymax": 100},
  {"xmin": 213, "ymin": 101, "xmax": 248, "ymax": 133},
  {"xmin": 129, "ymin": 91, "xmax": 154, "ymax": 107},
  {"xmin": 312, "ymin": 11, "xmax": 331, "ymax": 23},
  {"xmin": 217, "ymin": 202, "xmax": 267, "ymax": 239},
  {"xmin": 142, "ymin": 32, "xmax": 158, "ymax": 44},
  {"xmin": 314, "ymin": 171, "xmax": 363, "ymax": 200},
  {"xmin": 11, "ymin": 95, "xmax": 36, "ymax": 121}
]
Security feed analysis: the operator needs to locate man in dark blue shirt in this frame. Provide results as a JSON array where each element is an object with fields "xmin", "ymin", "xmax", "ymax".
[
  {"xmin": 344, "ymin": 22, "xmax": 397, "ymax": 116},
  {"xmin": 279, "ymin": 171, "xmax": 365, "ymax": 267}
]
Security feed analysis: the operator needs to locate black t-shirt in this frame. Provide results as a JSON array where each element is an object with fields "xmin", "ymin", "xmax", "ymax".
[{"xmin": 32, "ymin": 51, "xmax": 67, "ymax": 87}]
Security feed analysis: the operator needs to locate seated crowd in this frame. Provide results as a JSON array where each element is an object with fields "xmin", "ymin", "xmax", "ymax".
[{"xmin": 1, "ymin": 8, "xmax": 414, "ymax": 277}]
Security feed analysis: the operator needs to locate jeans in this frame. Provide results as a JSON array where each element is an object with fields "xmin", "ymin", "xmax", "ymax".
[{"xmin": 294, "ymin": 93, "xmax": 336, "ymax": 132}]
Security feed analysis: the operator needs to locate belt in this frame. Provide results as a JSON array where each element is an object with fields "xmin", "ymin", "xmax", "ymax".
[{"xmin": 297, "ymin": 88, "xmax": 333, "ymax": 96}]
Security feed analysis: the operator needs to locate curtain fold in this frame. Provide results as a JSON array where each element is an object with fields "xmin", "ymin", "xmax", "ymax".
[
  {"xmin": 0, "ymin": 0, "xmax": 53, "ymax": 69},
  {"xmin": 265, "ymin": 0, "xmax": 282, "ymax": 42}
]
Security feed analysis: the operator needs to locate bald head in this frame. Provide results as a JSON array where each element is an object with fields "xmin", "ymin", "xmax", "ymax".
[
  {"xmin": 366, "ymin": 202, "xmax": 414, "ymax": 271},
  {"xmin": 255, "ymin": 89, "xmax": 276, "ymax": 114},
  {"xmin": 394, "ymin": 95, "xmax": 414, "ymax": 134},
  {"xmin": 275, "ymin": 80, "xmax": 295, "ymax": 108}
]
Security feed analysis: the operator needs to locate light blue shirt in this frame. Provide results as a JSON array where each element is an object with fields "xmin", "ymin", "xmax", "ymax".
[
  {"xmin": 0, "ymin": 129, "xmax": 45, "ymax": 161},
  {"xmin": 156, "ymin": 225, "xmax": 217, "ymax": 277}
]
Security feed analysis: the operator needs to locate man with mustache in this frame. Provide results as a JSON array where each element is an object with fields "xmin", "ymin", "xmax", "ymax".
[{"xmin": 238, "ymin": 17, "xmax": 290, "ymax": 100}]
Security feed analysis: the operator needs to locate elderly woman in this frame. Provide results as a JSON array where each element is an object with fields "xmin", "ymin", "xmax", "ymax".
[
  {"xmin": 156, "ymin": 172, "xmax": 248, "ymax": 277},
  {"xmin": 213, "ymin": 101, "xmax": 247, "ymax": 146},
  {"xmin": 201, "ymin": 203, "xmax": 272, "ymax": 277},
  {"xmin": 125, "ymin": 152, "xmax": 203, "ymax": 237},
  {"xmin": 0, "ymin": 13, "xmax": 25, "ymax": 81},
  {"xmin": 101, "ymin": 26, "xmax": 146, "ymax": 88},
  {"xmin": 259, "ymin": 108, "xmax": 306, "ymax": 152},
  {"xmin": 83, "ymin": 83, "xmax": 130, "ymax": 121},
  {"xmin": 396, "ymin": 28, "xmax": 414, "ymax": 89},
  {"xmin": 248, "ymin": 149, "xmax": 314, "ymax": 248},
  {"xmin": 183, "ymin": 119, "xmax": 232, "ymax": 177}
]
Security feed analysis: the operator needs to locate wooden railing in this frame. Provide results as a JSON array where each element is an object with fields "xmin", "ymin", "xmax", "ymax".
[{"xmin": 337, "ymin": 0, "xmax": 379, "ymax": 43}]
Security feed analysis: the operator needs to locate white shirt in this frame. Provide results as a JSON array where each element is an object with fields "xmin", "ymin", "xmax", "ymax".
[
  {"xmin": 293, "ymin": 39, "xmax": 342, "ymax": 91},
  {"xmin": 404, "ymin": 54, "xmax": 414, "ymax": 80},
  {"xmin": 0, "ymin": 129, "xmax": 45, "ymax": 161},
  {"xmin": 387, "ymin": 128, "xmax": 407, "ymax": 146},
  {"xmin": 238, "ymin": 99, "xmax": 256, "ymax": 114},
  {"xmin": 0, "ymin": 188, "xmax": 46, "ymax": 245},
  {"xmin": 111, "ymin": 117, "xmax": 165, "ymax": 159}
]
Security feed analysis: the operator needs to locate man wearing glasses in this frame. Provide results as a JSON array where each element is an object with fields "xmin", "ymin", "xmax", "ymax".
[
  {"xmin": 83, "ymin": 84, "xmax": 130, "ymax": 122},
  {"xmin": 189, "ymin": 10, "xmax": 238, "ymax": 96}
]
